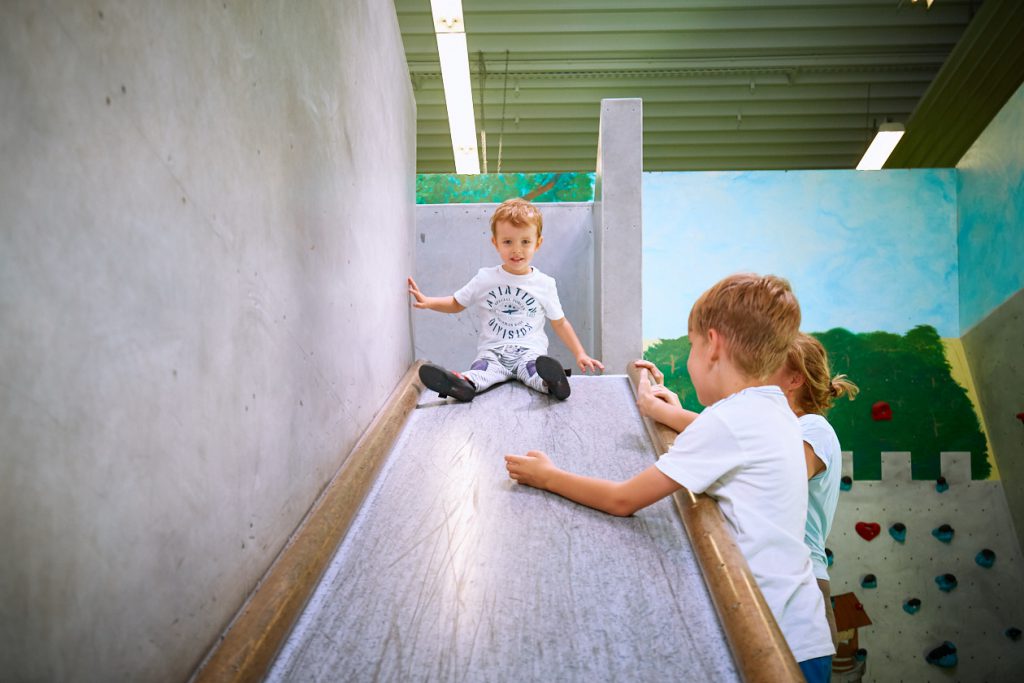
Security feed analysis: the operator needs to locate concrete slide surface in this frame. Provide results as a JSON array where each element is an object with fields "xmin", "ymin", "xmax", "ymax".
[{"xmin": 268, "ymin": 376, "xmax": 738, "ymax": 681}]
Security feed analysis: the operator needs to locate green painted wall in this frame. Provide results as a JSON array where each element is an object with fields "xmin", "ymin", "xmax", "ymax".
[
  {"xmin": 416, "ymin": 172, "xmax": 594, "ymax": 204},
  {"xmin": 644, "ymin": 325, "xmax": 990, "ymax": 480}
]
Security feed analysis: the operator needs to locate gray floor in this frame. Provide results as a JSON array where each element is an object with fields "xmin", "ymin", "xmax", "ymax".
[{"xmin": 268, "ymin": 376, "xmax": 739, "ymax": 682}]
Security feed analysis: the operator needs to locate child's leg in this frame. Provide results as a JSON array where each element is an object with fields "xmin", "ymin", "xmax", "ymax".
[
  {"xmin": 513, "ymin": 353, "xmax": 548, "ymax": 394},
  {"xmin": 418, "ymin": 363, "xmax": 476, "ymax": 402},
  {"xmin": 461, "ymin": 350, "xmax": 516, "ymax": 393},
  {"xmin": 513, "ymin": 352, "xmax": 570, "ymax": 400},
  {"xmin": 533, "ymin": 354, "xmax": 571, "ymax": 400}
]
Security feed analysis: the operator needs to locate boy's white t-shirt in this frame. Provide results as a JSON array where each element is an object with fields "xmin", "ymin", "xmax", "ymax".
[
  {"xmin": 800, "ymin": 413, "xmax": 843, "ymax": 581},
  {"xmin": 454, "ymin": 265, "xmax": 565, "ymax": 356},
  {"xmin": 655, "ymin": 386, "xmax": 835, "ymax": 662}
]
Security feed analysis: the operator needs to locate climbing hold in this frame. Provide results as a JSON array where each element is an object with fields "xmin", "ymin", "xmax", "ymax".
[
  {"xmin": 856, "ymin": 522, "xmax": 881, "ymax": 541},
  {"xmin": 840, "ymin": 475, "xmax": 852, "ymax": 492},
  {"xmin": 903, "ymin": 598, "xmax": 921, "ymax": 614},
  {"xmin": 861, "ymin": 573, "xmax": 877, "ymax": 589},
  {"xmin": 854, "ymin": 648, "xmax": 867, "ymax": 662},
  {"xmin": 889, "ymin": 522, "xmax": 907, "ymax": 543},
  {"xmin": 935, "ymin": 573, "xmax": 958, "ymax": 592},
  {"xmin": 871, "ymin": 401, "xmax": 892, "ymax": 421},
  {"xmin": 925, "ymin": 641, "xmax": 958, "ymax": 668},
  {"xmin": 825, "ymin": 547, "xmax": 834, "ymax": 567},
  {"xmin": 1006, "ymin": 627, "xmax": 1022, "ymax": 641},
  {"xmin": 1016, "ymin": 412, "xmax": 1024, "ymax": 424},
  {"xmin": 936, "ymin": 476, "xmax": 949, "ymax": 493},
  {"xmin": 976, "ymin": 548, "xmax": 996, "ymax": 568},
  {"xmin": 931, "ymin": 524, "xmax": 955, "ymax": 543}
]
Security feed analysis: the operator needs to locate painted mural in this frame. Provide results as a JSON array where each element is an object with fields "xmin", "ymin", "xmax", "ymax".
[
  {"xmin": 644, "ymin": 325, "xmax": 990, "ymax": 480},
  {"xmin": 642, "ymin": 169, "xmax": 959, "ymax": 340},
  {"xmin": 957, "ymin": 81, "xmax": 1024, "ymax": 331},
  {"xmin": 416, "ymin": 172, "xmax": 594, "ymax": 204}
]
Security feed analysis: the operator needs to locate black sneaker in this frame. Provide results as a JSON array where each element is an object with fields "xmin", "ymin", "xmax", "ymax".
[
  {"xmin": 536, "ymin": 355, "xmax": 571, "ymax": 400},
  {"xmin": 419, "ymin": 363, "xmax": 476, "ymax": 402}
]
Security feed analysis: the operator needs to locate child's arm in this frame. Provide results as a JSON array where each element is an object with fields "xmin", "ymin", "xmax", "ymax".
[
  {"xmin": 549, "ymin": 317, "xmax": 604, "ymax": 373},
  {"xmin": 407, "ymin": 277, "xmax": 465, "ymax": 314},
  {"xmin": 804, "ymin": 442, "xmax": 827, "ymax": 479},
  {"xmin": 505, "ymin": 450, "xmax": 680, "ymax": 517},
  {"xmin": 633, "ymin": 361, "xmax": 699, "ymax": 432}
]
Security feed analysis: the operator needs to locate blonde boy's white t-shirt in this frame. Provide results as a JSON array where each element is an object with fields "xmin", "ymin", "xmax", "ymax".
[
  {"xmin": 801, "ymin": 413, "xmax": 843, "ymax": 581},
  {"xmin": 454, "ymin": 265, "xmax": 565, "ymax": 356},
  {"xmin": 655, "ymin": 386, "xmax": 835, "ymax": 662}
]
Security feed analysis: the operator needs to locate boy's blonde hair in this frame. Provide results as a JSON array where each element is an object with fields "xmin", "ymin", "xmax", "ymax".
[
  {"xmin": 688, "ymin": 273, "xmax": 800, "ymax": 380},
  {"xmin": 785, "ymin": 333, "xmax": 859, "ymax": 415},
  {"xmin": 490, "ymin": 197, "xmax": 543, "ymax": 238}
]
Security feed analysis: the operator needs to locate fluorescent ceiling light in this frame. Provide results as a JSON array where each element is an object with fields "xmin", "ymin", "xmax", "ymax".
[
  {"xmin": 431, "ymin": 0, "xmax": 479, "ymax": 174},
  {"xmin": 856, "ymin": 123, "xmax": 905, "ymax": 170}
]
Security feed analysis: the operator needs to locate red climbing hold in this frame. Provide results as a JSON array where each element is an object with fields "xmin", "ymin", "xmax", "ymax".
[
  {"xmin": 856, "ymin": 522, "xmax": 881, "ymax": 541},
  {"xmin": 1016, "ymin": 412, "xmax": 1024, "ymax": 424},
  {"xmin": 872, "ymin": 401, "xmax": 892, "ymax": 421}
]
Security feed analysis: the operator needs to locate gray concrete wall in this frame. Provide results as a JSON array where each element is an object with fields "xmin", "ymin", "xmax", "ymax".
[
  {"xmin": 594, "ymin": 99, "xmax": 643, "ymax": 373},
  {"xmin": 0, "ymin": 2, "xmax": 415, "ymax": 681},
  {"xmin": 412, "ymin": 203, "xmax": 595, "ymax": 373},
  {"xmin": 963, "ymin": 289, "xmax": 1024, "ymax": 550},
  {"xmin": 957, "ymin": 81, "xmax": 1024, "ymax": 549}
]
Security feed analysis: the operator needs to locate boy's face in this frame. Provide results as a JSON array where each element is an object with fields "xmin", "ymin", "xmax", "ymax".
[
  {"xmin": 492, "ymin": 220, "xmax": 542, "ymax": 275},
  {"xmin": 686, "ymin": 330, "xmax": 715, "ymax": 406}
]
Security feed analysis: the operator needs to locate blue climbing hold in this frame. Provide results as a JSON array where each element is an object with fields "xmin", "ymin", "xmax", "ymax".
[
  {"xmin": 854, "ymin": 648, "xmax": 867, "ymax": 662},
  {"xmin": 976, "ymin": 549, "xmax": 996, "ymax": 568},
  {"xmin": 935, "ymin": 573, "xmax": 958, "ymax": 592},
  {"xmin": 861, "ymin": 573, "xmax": 877, "ymax": 589},
  {"xmin": 1006, "ymin": 627, "xmax": 1022, "ymax": 642},
  {"xmin": 903, "ymin": 598, "xmax": 921, "ymax": 614},
  {"xmin": 889, "ymin": 522, "xmax": 907, "ymax": 543},
  {"xmin": 925, "ymin": 641, "xmax": 957, "ymax": 668},
  {"xmin": 932, "ymin": 524, "xmax": 955, "ymax": 543},
  {"xmin": 825, "ymin": 547, "xmax": 834, "ymax": 567},
  {"xmin": 840, "ymin": 475, "xmax": 853, "ymax": 492},
  {"xmin": 936, "ymin": 476, "xmax": 949, "ymax": 493}
]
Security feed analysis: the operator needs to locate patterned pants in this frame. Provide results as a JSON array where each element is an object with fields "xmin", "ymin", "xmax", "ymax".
[{"xmin": 462, "ymin": 345, "xmax": 549, "ymax": 395}]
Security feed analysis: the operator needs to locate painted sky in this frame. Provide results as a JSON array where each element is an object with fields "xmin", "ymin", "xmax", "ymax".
[
  {"xmin": 957, "ymin": 81, "xmax": 1024, "ymax": 332},
  {"xmin": 642, "ymin": 169, "xmax": 959, "ymax": 340}
]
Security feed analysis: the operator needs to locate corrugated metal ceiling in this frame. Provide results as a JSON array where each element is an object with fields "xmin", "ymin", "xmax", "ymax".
[{"xmin": 396, "ymin": 0, "xmax": 1024, "ymax": 173}]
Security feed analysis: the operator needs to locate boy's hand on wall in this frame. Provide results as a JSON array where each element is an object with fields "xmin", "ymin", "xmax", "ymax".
[
  {"xmin": 576, "ymin": 354, "xmax": 605, "ymax": 374},
  {"xmin": 407, "ymin": 277, "xmax": 429, "ymax": 309},
  {"xmin": 505, "ymin": 450, "xmax": 557, "ymax": 489}
]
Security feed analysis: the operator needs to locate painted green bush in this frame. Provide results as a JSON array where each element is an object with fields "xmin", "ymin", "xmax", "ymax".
[
  {"xmin": 416, "ymin": 172, "xmax": 594, "ymax": 204},
  {"xmin": 644, "ymin": 325, "xmax": 990, "ymax": 480}
]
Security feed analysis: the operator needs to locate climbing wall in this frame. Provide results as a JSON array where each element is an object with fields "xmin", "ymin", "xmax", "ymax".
[{"xmin": 829, "ymin": 451, "xmax": 1024, "ymax": 681}]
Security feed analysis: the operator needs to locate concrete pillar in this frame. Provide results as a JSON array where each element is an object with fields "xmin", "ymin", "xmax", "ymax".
[{"xmin": 594, "ymin": 99, "xmax": 643, "ymax": 372}]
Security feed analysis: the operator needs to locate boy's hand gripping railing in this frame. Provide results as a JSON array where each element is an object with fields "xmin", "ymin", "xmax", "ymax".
[{"xmin": 626, "ymin": 363, "xmax": 804, "ymax": 683}]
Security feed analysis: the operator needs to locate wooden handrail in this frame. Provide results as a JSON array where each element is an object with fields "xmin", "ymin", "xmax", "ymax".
[{"xmin": 626, "ymin": 363, "xmax": 804, "ymax": 683}]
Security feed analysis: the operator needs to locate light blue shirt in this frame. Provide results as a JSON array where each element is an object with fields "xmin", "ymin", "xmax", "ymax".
[{"xmin": 801, "ymin": 414, "xmax": 842, "ymax": 581}]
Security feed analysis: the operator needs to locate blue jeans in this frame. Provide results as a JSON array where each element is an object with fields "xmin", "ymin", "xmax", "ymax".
[{"xmin": 799, "ymin": 655, "xmax": 832, "ymax": 683}]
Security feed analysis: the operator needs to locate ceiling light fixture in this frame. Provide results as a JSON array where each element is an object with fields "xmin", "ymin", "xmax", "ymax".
[
  {"xmin": 430, "ymin": 0, "xmax": 479, "ymax": 174},
  {"xmin": 856, "ymin": 122, "xmax": 905, "ymax": 170}
]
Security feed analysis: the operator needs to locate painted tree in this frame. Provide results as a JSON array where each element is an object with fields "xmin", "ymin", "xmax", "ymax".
[{"xmin": 644, "ymin": 325, "xmax": 990, "ymax": 480}]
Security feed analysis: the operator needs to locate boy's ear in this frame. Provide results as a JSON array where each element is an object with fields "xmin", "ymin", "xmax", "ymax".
[
  {"xmin": 536, "ymin": 234, "xmax": 543, "ymax": 249},
  {"xmin": 706, "ymin": 328, "xmax": 723, "ymax": 360}
]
